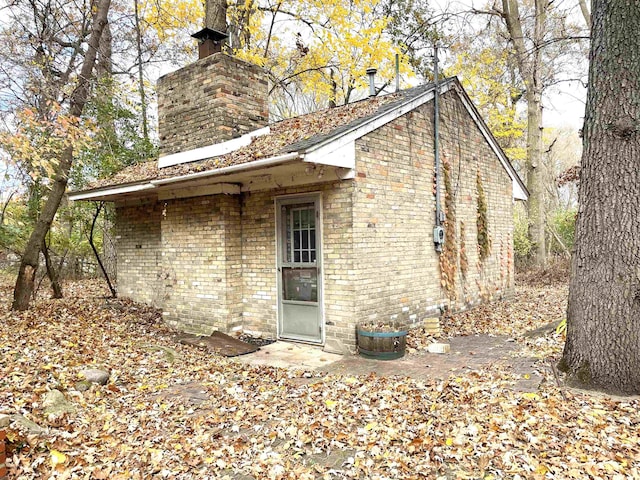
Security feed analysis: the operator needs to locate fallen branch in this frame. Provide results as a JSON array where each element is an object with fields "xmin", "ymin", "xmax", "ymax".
[{"xmin": 89, "ymin": 201, "xmax": 116, "ymax": 297}]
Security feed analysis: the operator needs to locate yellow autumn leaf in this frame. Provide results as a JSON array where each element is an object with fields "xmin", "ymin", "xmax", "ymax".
[
  {"xmin": 535, "ymin": 464, "xmax": 549, "ymax": 475},
  {"xmin": 522, "ymin": 392, "xmax": 540, "ymax": 400},
  {"xmin": 445, "ymin": 438, "xmax": 453, "ymax": 446},
  {"xmin": 365, "ymin": 421, "xmax": 377, "ymax": 431},
  {"xmin": 50, "ymin": 449, "xmax": 67, "ymax": 466},
  {"xmin": 325, "ymin": 399, "xmax": 337, "ymax": 409}
]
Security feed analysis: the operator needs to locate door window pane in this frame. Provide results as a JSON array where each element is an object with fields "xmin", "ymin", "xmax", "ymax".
[
  {"xmin": 283, "ymin": 204, "xmax": 317, "ymax": 264},
  {"xmin": 282, "ymin": 267, "xmax": 318, "ymax": 302}
]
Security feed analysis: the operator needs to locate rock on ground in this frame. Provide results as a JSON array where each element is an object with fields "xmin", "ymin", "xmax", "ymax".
[
  {"xmin": 43, "ymin": 389, "xmax": 75, "ymax": 416},
  {"xmin": 80, "ymin": 368, "xmax": 110, "ymax": 385}
]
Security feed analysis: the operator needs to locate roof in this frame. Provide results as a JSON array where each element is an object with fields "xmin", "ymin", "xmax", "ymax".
[{"xmin": 72, "ymin": 77, "xmax": 528, "ymax": 201}]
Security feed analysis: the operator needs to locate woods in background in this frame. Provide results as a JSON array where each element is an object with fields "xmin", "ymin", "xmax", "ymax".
[{"xmin": 0, "ymin": 0, "xmax": 587, "ymax": 298}]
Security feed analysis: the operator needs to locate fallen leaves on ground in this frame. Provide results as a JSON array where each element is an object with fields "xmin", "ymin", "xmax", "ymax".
[
  {"xmin": 441, "ymin": 282, "xmax": 568, "ymax": 338},
  {"xmin": 407, "ymin": 278, "xmax": 568, "ymax": 357},
  {"xmin": 1, "ymin": 277, "xmax": 639, "ymax": 479}
]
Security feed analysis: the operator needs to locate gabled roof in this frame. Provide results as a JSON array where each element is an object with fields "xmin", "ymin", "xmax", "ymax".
[{"xmin": 70, "ymin": 77, "xmax": 528, "ymax": 201}]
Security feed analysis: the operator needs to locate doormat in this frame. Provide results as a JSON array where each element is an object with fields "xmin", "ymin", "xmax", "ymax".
[{"xmin": 177, "ymin": 331, "xmax": 259, "ymax": 357}]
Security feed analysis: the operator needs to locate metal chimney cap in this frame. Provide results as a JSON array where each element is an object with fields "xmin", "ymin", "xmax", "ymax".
[
  {"xmin": 191, "ymin": 27, "xmax": 228, "ymax": 42},
  {"xmin": 366, "ymin": 67, "xmax": 377, "ymax": 97}
]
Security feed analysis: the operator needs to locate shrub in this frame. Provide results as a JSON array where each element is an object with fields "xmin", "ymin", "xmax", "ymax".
[
  {"xmin": 548, "ymin": 208, "xmax": 577, "ymax": 256},
  {"xmin": 513, "ymin": 205, "xmax": 532, "ymax": 264}
]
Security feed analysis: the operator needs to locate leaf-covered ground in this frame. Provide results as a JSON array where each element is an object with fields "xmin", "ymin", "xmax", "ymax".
[{"xmin": 1, "ymin": 276, "xmax": 639, "ymax": 479}]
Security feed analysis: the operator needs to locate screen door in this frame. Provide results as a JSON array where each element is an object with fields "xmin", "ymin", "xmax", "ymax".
[{"xmin": 276, "ymin": 196, "xmax": 322, "ymax": 343}]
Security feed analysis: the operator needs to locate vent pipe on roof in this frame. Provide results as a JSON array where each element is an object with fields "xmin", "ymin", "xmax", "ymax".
[
  {"xmin": 395, "ymin": 53, "xmax": 400, "ymax": 92},
  {"xmin": 366, "ymin": 67, "xmax": 377, "ymax": 97}
]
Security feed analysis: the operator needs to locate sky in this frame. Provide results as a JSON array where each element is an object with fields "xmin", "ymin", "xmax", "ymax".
[
  {"xmin": 0, "ymin": 0, "xmax": 589, "ymax": 132},
  {"xmin": 543, "ymin": 84, "xmax": 586, "ymax": 129},
  {"xmin": 434, "ymin": 0, "xmax": 589, "ymax": 130}
]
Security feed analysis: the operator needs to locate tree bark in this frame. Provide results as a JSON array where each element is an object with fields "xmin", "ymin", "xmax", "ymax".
[
  {"xmin": 501, "ymin": 0, "xmax": 548, "ymax": 266},
  {"xmin": 42, "ymin": 237, "xmax": 63, "ymax": 299},
  {"xmin": 525, "ymin": 88, "xmax": 546, "ymax": 265},
  {"xmin": 560, "ymin": 0, "xmax": 640, "ymax": 394},
  {"xmin": 205, "ymin": 0, "xmax": 227, "ymax": 32},
  {"xmin": 133, "ymin": 0, "xmax": 149, "ymax": 141},
  {"xmin": 12, "ymin": 0, "xmax": 112, "ymax": 310}
]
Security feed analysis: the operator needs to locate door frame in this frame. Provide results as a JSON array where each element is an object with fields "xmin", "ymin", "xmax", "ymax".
[{"xmin": 275, "ymin": 192, "xmax": 324, "ymax": 345}]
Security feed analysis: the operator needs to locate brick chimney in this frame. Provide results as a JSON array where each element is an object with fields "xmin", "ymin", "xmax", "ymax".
[{"xmin": 156, "ymin": 0, "xmax": 269, "ymax": 157}]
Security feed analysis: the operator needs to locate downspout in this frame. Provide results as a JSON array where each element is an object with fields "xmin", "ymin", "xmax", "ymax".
[{"xmin": 433, "ymin": 44, "xmax": 445, "ymax": 252}]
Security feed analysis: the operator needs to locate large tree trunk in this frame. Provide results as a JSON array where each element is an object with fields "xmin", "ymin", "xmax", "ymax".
[
  {"xmin": 12, "ymin": 0, "xmax": 112, "ymax": 310},
  {"xmin": 559, "ymin": 0, "xmax": 640, "ymax": 394},
  {"xmin": 501, "ymin": 0, "xmax": 548, "ymax": 266},
  {"xmin": 205, "ymin": 0, "xmax": 227, "ymax": 32},
  {"xmin": 525, "ymin": 88, "xmax": 545, "ymax": 265}
]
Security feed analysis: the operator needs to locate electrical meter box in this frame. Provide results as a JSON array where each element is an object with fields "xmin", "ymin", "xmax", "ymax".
[{"xmin": 433, "ymin": 226, "xmax": 445, "ymax": 246}]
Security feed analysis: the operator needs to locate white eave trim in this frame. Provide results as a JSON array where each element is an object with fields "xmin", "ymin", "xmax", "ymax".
[
  {"xmin": 305, "ymin": 78, "xmax": 527, "ymax": 201},
  {"xmin": 303, "ymin": 81, "xmax": 455, "ymax": 168},
  {"xmin": 157, "ymin": 126, "xmax": 271, "ymax": 168},
  {"xmin": 150, "ymin": 152, "xmax": 301, "ymax": 186},
  {"xmin": 68, "ymin": 152, "xmax": 302, "ymax": 202},
  {"xmin": 68, "ymin": 183, "xmax": 156, "ymax": 201}
]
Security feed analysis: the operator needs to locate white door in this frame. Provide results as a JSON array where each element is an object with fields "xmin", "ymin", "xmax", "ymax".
[{"xmin": 276, "ymin": 196, "xmax": 322, "ymax": 343}]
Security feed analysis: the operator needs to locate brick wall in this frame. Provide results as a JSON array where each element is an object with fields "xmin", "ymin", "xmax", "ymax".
[
  {"xmin": 353, "ymin": 88, "xmax": 514, "ymax": 333},
  {"xmin": 238, "ymin": 190, "xmax": 278, "ymax": 338},
  {"xmin": 240, "ymin": 182, "xmax": 356, "ymax": 353},
  {"xmin": 157, "ymin": 53, "xmax": 269, "ymax": 156},
  {"xmin": 114, "ymin": 87, "xmax": 515, "ymax": 353},
  {"xmin": 115, "ymin": 183, "xmax": 356, "ymax": 351},
  {"xmin": 353, "ymin": 103, "xmax": 444, "ymax": 330},
  {"xmin": 160, "ymin": 195, "xmax": 242, "ymax": 335},
  {"xmin": 437, "ymin": 91, "xmax": 514, "ymax": 306},
  {"xmin": 115, "ymin": 202, "xmax": 163, "ymax": 306}
]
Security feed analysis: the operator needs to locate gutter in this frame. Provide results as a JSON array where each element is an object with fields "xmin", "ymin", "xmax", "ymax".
[
  {"xmin": 150, "ymin": 152, "xmax": 301, "ymax": 186},
  {"xmin": 303, "ymin": 79, "xmax": 455, "ymax": 156},
  {"xmin": 68, "ymin": 152, "xmax": 302, "ymax": 201},
  {"xmin": 68, "ymin": 183, "xmax": 156, "ymax": 201}
]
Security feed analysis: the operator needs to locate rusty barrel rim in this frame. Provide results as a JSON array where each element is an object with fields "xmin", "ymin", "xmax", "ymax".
[{"xmin": 356, "ymin": 329, "xmax": 408, "ymax": 338}]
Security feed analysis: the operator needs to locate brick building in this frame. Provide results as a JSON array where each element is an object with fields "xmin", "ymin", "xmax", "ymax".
[{"xmin": 70, "ymin": 51, "xmax": 527, "ymax": 354}]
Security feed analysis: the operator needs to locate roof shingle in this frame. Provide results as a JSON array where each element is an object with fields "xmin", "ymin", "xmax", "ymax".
[{"xmin": 85, "ymin": 82, "xmax": 438, "ymax": 191}]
